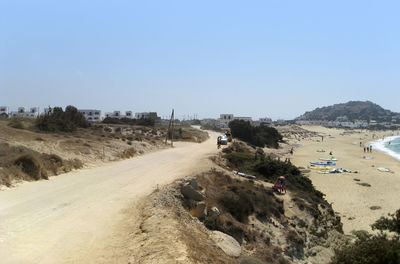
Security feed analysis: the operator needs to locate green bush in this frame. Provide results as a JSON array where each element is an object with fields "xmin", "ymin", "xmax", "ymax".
[
  {"xmin": 36, "ymin": 106, "xmax": 89, "ymax": 132},
  {"xmin": 229, "ymin": 120, "xmax": 282, "ymax": 148},
  {"xmin": 224, "ymin": 152, "xmax": 255, "ymax": 170},
  {"xmin": 224, "ymin": 151, "xmax": 324, "ymax": 201}
]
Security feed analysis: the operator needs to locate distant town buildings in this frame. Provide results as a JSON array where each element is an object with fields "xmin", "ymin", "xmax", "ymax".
[
  {"xmin": 295, "ymin": 119, "xmax": 385, "ymax": 128},
  {"xmin": 134, "ymin": 112, "xmax": 161, "ymax": 124},
  {"xmin": 219, "ymin": 114, "xmax": 234, "ymax": 127},
  {"xmin": 78, "ymin": 109, "xmax": 102, "ymax": 122},
  {"xmin": 9, "ymin": 107, "xmax": 39, "ymax": 118},
  {"xmin": 104, "ymin": 110, "xmax": 133, "ymax": 119},
  {"xmin": 135, "ymin": 112, "xmax": 158, "ymax": 120},
  {"xmin": 0, "ymin": 106, "xmax": 8, "ymax": 116}
]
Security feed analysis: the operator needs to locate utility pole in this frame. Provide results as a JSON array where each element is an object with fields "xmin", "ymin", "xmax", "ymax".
[{"xmin": 165, "ymin": 109, "xmax": 175, "ymax": 147}]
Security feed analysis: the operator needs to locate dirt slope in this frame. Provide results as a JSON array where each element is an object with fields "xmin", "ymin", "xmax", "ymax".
[{"xmin": 0, "ymin": 131, "xmax": 219, "ymax": 264}]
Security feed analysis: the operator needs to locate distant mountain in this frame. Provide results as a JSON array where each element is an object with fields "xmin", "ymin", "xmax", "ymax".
[{"xmin": 296, "ymin": 101, "xmax": 400, "ymax": 123}]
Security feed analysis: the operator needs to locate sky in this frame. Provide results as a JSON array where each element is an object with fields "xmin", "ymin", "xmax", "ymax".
[{"xmin": 1, "ymin": 0, "xmax": 400, "ymax": 120}]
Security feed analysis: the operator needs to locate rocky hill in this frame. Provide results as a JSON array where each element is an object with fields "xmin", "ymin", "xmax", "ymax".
[{"xmin": 296, "ymin": 101, "xmax": 399, "ymax": 123}]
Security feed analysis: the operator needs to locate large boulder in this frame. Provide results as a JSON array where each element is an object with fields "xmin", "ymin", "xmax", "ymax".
[
  {"xmin": 211, "ymin": 231, "xmax": 241, "ymax": 257},
  {"xmin": 181, "ymin": 184, "xmax": 204, "ymax": 201}
]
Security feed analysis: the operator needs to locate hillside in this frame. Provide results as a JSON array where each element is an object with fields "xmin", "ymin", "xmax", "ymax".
[
  {"xmin": 0, "ymin": 119, "xmax": 208, "ymax": 187},
  {"xmin": 124, "ymin": 141, "xmax": 346, "ymax": 264},
  {"xmin": 296, "ymin": 101, "xmax": 399, "ymax": 123}
]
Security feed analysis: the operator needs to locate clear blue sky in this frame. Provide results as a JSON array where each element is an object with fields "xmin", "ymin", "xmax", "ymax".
[{"xmin": 1, "ymin": 0, "xmax": 400, "ymax": 120}]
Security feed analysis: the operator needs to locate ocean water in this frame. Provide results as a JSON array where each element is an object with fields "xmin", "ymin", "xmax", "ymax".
[{"xmin": 371, "ymin": 136, "xmax": 400, "ymax": 161}]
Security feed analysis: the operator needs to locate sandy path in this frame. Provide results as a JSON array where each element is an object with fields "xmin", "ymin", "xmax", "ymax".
[
  {"xmin": 0, "ymin": 131, "xmax": 219, "ymax": 264},
  {"xmin": 290, "ymin": 126, "xmax": 400, "ymax": 234}
]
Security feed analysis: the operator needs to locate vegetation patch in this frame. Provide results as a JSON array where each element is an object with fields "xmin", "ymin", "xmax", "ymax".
[
  {"xmin": 224, "ymin": 151, "xmax": 324, "ymax": 201},
  {"xmin": 36, "ymin": 106, "xmax": 89, "ymax": 132},
  {"xmin": 8, "ymin": 119, "xmax": 25, "ymax": 129},
  {"xmin": 118, "ymin": 147, "xmax": 137, "ymax": 159},
  {"xmin": 13, "ymin": 154, "xmax": 47, "ymax": 180},
  {"xmin": 229, "ymin": 120, "xmax": 282, "ymax": 148},
  {"xmin": 0, "ymin": 144, "xmax": 83, "ymax": 186}
]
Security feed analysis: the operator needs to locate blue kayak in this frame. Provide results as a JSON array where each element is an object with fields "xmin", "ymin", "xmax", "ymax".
[{"xmin": 311, "ymin": 162, "xmax": 336, "ymax": 166}]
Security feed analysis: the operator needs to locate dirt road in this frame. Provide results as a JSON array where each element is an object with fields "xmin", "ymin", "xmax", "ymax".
[{"xmin": 0, "ymin": 131, "xmax": 219, "ymax": 263}]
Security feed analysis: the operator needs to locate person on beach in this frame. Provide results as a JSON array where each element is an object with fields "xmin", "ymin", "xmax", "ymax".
[
  {"xmin": 290, "ymin": 147, "xmax": 294, "ymax": 155},
  {"xmin": 370, "ymin": 145, "xmax": 372, "ymax": 152},
  {"xmin": 364, "ymin": 147, "xmax": 366, "ymax": 153}
]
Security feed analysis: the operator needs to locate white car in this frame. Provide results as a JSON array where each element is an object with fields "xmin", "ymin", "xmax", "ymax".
[{"xmin": 218, "ymin": 135, "xmax": 228, "ymax": 145}]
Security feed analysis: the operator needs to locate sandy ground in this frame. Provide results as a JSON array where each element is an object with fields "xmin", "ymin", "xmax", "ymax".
[
  {"xmin": 0, "ymin": 131, "xmax": 219, "ymax": 264},
  {"xmin": 290, "ymin": 126, "xmax": 400, "ymax": 234}
]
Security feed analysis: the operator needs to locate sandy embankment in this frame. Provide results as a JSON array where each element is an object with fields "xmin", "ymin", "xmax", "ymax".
[{"xmin": 290, "ymin": 126, "xmax": 400, "ymax": 234}]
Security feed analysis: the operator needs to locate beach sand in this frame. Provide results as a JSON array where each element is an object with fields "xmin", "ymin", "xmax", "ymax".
[{"xmin": 289, "ymin": 126, "xmax": 400, "ymax": 234}]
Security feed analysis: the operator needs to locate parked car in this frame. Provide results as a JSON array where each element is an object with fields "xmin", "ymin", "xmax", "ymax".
[{"xmin": 218, "ymin": 135, "xmax": 228, "ymax": 145}]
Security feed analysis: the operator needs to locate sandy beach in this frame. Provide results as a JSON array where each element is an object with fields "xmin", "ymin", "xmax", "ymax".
[{"xmin": 290, "ymin": 126, "xmax": 400, "ymax": 234}]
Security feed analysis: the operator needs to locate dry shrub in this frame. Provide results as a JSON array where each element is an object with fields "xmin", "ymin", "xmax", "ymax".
[
  {"xmin": 0, "ymin": 142, "xmax": 10, "ymax": 156},
  {"xmin": 63, "ymin": 159, "xmax": 83, "ymax": 172},
  {"xmin": 0, "ymin": 142, "xmax": 84, "ymax": 186},
  {"xmin": 118, "ymin": 148, "xmax": 137, "ymax": 159},
  {"xmin": 41, "ymin": 154, "xmax": 64, "ymax": 174},
  {"xmin": 197, "ymin": 171, "xmax": 284, "ymax": 241},
  {"xmin": 35, "ymin": 137, "xmax": 45, "ymax": 141},
  {"xmin": 13, "ymin": 154, "xmax": 47, "ymax": 180},
  {"xmin": 181, "ymin": 132, "xmax": 192, "ymax": 139},
  {"xmin": 222, "ymin": 141, "xmax": 252, "ymax": 154},
  {"xmin": 8, "ymin": 119, "xmax": 24, "ymax": 129}
]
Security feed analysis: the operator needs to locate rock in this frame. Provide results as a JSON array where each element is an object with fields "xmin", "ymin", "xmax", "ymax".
[
  {"xmin": 191, "ymin": 202, "xmax": 207, "ymax": 220},
  {"xmin": 211, "ymin": 231, "xmax": 241, "ymax": 257},
  {"xmin": 189, "ymin": 178, "xmax": 198, "ymax": 190},
  {"xmin": 181, "ymin": 184, "xmax": 204, "ymax": 201},
  {"xmin": 210, "ymin": 206, "xmax": 220, "ymax": 217}
]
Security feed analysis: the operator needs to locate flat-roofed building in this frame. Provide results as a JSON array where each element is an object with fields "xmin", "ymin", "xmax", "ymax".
[
  {"xmin": 0, "ymin": 106, "xmax": 8, "ymax": 116},
  {"xmin": 78, "ymin": 109, "xmax": 102, "ymax": 122},
  {"xmin": 10, "ymin": 107, "xmax": 39, "ymax": 118}
]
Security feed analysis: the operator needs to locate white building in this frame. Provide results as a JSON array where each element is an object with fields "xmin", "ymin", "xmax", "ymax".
[
  {"xmin": 135, "ymin": 112, "xmax": 158, "ymax": 119},
  {"xmin": 78, "ymin": 109, "xmax": 101, "ymax": 122},
  {"xmin": 219, "ymin": 114, "xmax": 234, "ymax": 128},
  {"xmin": 105, "ymin": 110, "xmax": 134, "ymax": 119},
  {"xmin": 10, "ymin": 107, "xmax": 39, "ymax": 118},
  {"xmin": 125, "ymin": 111, "xmax": 133, "ymax": 118},
  {"xmin": 0, "ymin": 106, "xmax": 8, "ymax": 116},
  {"xmin": 259, "ymin": 117, "xmax": 272, "ymax": 126}
]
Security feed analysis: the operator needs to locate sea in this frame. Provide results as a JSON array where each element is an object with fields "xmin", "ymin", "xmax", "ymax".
[{"xmin": 371, "ymin": 136, "xmax": 400, "ymax": 161}]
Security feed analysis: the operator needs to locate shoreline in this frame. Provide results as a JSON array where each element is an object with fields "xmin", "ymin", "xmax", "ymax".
[
  {"xmin": 289, "ymin": 126, "xmax": 400, "ymax": 234},
  {"xmin": 370, "ymin": 136, "xmax": 400, "ymax": 161}
]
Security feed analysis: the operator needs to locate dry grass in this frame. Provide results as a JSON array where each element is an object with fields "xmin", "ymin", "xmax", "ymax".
[
  {"xmin": 0, "ymin": 143, "xmax": 83, "ymax": 186},
  {"xmin": 13, "ymin": 154, "xmax": 48, "ymax": 180},
  {"xmin": 118, "ymin": 147, "xmax": 137, "ymax": 159},
  {"xmin": 8, "ymin": 119, "xmax": 25, "ymax": 129},
  {"xmin": 180, "ymin": 170, "xmax": 292, "ymax": 263}
]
